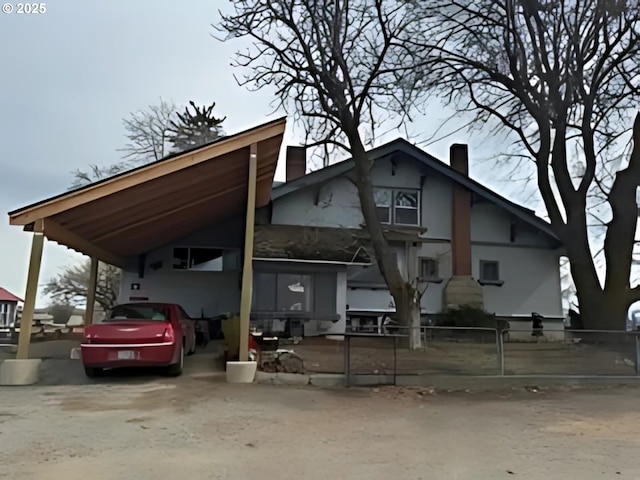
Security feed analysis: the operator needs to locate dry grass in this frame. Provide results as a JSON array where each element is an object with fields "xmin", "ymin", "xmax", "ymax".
[{"xmin": 293, "ymin": 336, "xmax": 637, "ymax": 376}]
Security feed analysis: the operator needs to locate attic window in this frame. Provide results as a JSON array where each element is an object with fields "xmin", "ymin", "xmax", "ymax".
[{"xmin": 374, "ymin": 187, "xmax": 420, "ymax": 226}]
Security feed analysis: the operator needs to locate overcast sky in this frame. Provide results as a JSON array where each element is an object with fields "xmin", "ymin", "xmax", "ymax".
[{"xmin": 0, "ymin": 0, "xmax": 535, "ymax": 307}]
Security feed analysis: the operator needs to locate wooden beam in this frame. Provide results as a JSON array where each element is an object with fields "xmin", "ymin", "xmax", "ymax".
[
  {"xmin": 16, "ymin": 220, "xmax": 45, "ymax": 359},
  {"xmin": 57, "ymin": 152, "xmax": 268, "ymax": 228},
  {"xmin": 65, "ymin": 170, "xmax": 275, "ymax": 242},
  {"xmin": 10, "ymin": 119, "xmax": 286, "ymax": 226},
  {"xmin": 43, "ymin": 220, "xmax": 126, "ymax": 268},
  {"xmin": 238, "ymin": 143, "xmax": 258, "ymax": 362},
  {"xmin": 91, "ymin": 183, "xmax": 248, "ymax": 243},
  {"xmin": 85, "ymin": 257, "xmax": 98, "ymax": 326}
]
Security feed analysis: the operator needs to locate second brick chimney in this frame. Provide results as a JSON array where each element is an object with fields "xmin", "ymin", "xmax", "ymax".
[
  {"xmin": 286, "ymin": 146, "xmax": 307, "ymax": 182},
  {"xmin": 443, "ymin": 143, "xmax": 484, "ymax": 310},
  {"xmin": 450, "ymin": 144, "xmax": 472, "ymax": 276}
]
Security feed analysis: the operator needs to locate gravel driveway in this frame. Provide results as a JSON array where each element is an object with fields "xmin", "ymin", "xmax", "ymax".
[{"xmin": 1, "ymin": 365, "xmax": 640, "ymax": 480}]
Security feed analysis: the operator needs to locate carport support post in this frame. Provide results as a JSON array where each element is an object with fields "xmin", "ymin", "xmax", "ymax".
[
  {"xmin": 85, "ymin": 257, "xmax": 99, "ymax": 326},
  {"xmin": 16, "ymin": 220, "xmax": 45, "ymax": 360},
  {"xmin": 239, "ymin": 143, "xmax": 258, "ymax": 362}
]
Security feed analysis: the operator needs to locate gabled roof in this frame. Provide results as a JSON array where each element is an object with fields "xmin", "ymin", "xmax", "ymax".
[
  {"xmin": 273, "ymin": 138, "xmax": 559, "ymax": 243},
  {"xmin": 0, "ymin": 287, "xmax": 22, "ymax": 303}
]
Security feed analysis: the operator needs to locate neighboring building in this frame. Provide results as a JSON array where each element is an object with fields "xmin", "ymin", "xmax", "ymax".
[{"xmin": 0, "ymin": 287, "xmax": 22, "ymax": 327}]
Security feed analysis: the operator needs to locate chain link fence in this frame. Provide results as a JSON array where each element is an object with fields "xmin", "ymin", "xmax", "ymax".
[{"xmin": 292, "ymin": 327, "xmax": 640, "ymax": 383}]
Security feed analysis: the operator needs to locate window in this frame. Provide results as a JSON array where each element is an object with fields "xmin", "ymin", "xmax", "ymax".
[
  {"xmin": 394, "ymin": 190, "xmax": 419, "ymax": 225},
  {"xmin": 276, "ymin": 274, "xmax": 313, "ymax": 311},
  {"xmin": 479, "ymin": 260, "xmax": 503, "ymax": 286},
  {"xmin": 253, "ymin": 271, "xmax": 337, "ymax": 316},
  {"xmin": 107, "ymin": 304, "xmax": 168, "ymax": 321},
  {"xmin": 0, "ymin": 304, "xmax": 7, "ymax": 327},
  {"xmin": 172, "ymin": 247, "xmax": 240, "ymax": 271},
  {"xmin": 374, "ymin": 188, "xmax": 420, "ymax": 225},
  {"xmin": 374, "ymin": 188, "xmax": 392, "ymax": 224},
  {"xmin": 253, "ymin": 272, "xmax": 277, "ymax": 310},
  {"xmin": 419, "ymin": 257, "xmax": 439, "ymax": 281}
]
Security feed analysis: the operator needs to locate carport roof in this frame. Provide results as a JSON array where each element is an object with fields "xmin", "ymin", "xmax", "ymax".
[{"xmin": 8, "ymin": 117, "xmax": 287, "ymax": 267}]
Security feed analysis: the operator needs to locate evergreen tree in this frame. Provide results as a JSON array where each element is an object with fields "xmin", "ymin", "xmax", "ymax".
[{"xmin": 168, "ymin": 101, "xmax": 226, "ymax": 153}]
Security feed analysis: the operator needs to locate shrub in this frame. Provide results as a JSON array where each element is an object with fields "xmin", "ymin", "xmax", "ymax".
[{"xmin": 438, "ymin": 305, "xmax": 495, "ymax": 328}]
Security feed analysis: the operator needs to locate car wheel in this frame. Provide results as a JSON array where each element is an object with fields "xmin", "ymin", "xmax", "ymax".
[
  {"xmin": 84, "ymin": 366, "xmax": 103, "ymax": 378},
  {"xmin": 166, "ymin": 345, "xmax": 184, "ymax": 377}
]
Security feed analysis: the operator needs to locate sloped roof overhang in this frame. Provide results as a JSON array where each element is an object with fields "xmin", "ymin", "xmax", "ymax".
[{"xmin": 8, "ymin": 118, "xmax": 287, "ymax": 267}]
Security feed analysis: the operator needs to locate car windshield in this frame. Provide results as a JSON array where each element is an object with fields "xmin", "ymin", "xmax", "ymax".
[{"xmin": 107, "ymin": 305, "xmax": 168, "ymax": 321}]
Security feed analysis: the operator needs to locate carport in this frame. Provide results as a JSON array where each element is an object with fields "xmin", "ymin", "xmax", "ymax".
[{"xmin": 7, "ymin": 117, "xmax": 287, "ymax": 369}]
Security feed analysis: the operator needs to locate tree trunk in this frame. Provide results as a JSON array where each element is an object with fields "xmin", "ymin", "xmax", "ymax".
[
  {"xmin": 393, "ymin": 283, "xmax": 423, "ymax": 349},
  {"xmin": 346, "ymin": 132, "xmax": 420, "ymax": 348},
  {"xmin": 572, "ymin": 114, "xmax": 640, "ymax": 331}
]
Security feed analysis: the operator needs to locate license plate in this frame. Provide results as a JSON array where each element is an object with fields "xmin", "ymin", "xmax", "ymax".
[{"xmin": 117, "ymin": 350, "xmax": 136, "ymax": 360}]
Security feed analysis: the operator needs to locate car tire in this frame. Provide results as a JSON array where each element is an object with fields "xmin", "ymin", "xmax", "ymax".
[
  {"xmin": 84, "ymin": 366, "xmax": 103, "ymax": 378},
  {"xmin": 166, "ymin": 345, "xmax": 184, "ymax": 377}
]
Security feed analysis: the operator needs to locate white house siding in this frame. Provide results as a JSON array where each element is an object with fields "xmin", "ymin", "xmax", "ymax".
[
  {"xmin": 416, "ymin": 241, "xmax": 453, "ymax": 312},
  {"xmin": 271, "ymin": 176, "xmax": 362, "ymax": 227},
  {"xmin": 118, "ymin": 217, "xmax": 244, "ymax": 318},
  {"xmin": 347, "ymin": 288, "xmax": 395, "ymax": 311},
  {"xmin": 334, "ymin": 271, "xmax": 348, "ymax": 334},
  {"xmin": 271, "ymin": 157, "xmax": 425, "ymax": 228},
  {"xmin": 119, "ymin": 269, "xmax": 241, "ymax": 318},
  {"xmin": 421, "ymin": 173, "xmax": 453, "ymax": 239},
  {"xmin": 471, "ymin": 244, "xmax": 563, "ymax": 318},
  {"xmin": 471, "ymin": 202, "xmax": 552, "ymax": 247}
]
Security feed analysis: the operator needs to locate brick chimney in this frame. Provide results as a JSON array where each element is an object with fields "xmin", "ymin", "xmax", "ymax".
[
  {"xmin": 450, "ymin": 144, "xmax": 471, "ymax": 276},
  {"xmin": 443, "ymin": 143, "xmax": 484, "ymax": 310},
  {"xmin": 286, "ymin": 146, "xmax": 307, "ymax": 182}
]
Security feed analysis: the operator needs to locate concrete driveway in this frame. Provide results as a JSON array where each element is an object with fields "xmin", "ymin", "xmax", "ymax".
[{"xmin": 1, "ymin": 372, "xmax": 639, "ymax": 479}]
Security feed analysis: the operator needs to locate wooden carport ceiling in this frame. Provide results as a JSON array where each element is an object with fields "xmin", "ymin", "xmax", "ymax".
[{"xmin": 8, "ymin": 118, "xmax": 287, "ymax": 266}]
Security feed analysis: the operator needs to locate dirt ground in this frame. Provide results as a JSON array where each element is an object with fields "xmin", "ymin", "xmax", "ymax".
[
  {"xmin": 2, "ymin": 352, "xmax": 640, "ymax": 479},
  {"xmin": 294, "ymin": 336, "xmax": 638, "ymax": 376}
]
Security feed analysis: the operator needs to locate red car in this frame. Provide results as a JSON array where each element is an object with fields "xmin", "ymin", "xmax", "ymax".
[{"xmin": 81, "ymin": 302, "xmax": 197, "ymax": 378}]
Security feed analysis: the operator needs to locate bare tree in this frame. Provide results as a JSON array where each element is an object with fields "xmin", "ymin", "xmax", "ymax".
[
  {"xmin": 69, "ymin": 98, "xmax": 227, "ymax": 188},
  {"xmin": 119, "ymin": 98, "xmax": 177, "ymax": 163},
  {"xmin": 217, "ymin": 0, "xmax": 429, "ymax": 348},
  {"xmin": 69, "ymin": 99, "xmax": 177, "ymax": 189},
  {"xmin": 69, "ymin": 163, "xmax": 128, "ymax": 190},
  {"xmin": 43, "ymin": 259, "xmax": 120, "ymax": 312},
  {"xmin": 414, "ymin": 0, "xmax": 640, "ymax": 329}
]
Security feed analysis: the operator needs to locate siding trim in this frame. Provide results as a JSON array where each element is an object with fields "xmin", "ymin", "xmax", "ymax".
[{"xmin": 253, "ymin": 257, "xmax": 371, "ymax": 266}]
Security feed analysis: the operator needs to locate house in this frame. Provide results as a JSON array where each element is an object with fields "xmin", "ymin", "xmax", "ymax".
[
  {"xmin": 252, "ymin": 141, "xmax": 564, "ymax": 337},
  {"xmin": 0, "ymin": 287, "xmax": 22, "ymax": 327},
  {"xmin": 114, "ymin": 137, "xmax": 564, "ymax": 338},
  {"xmin": 8, "ymin": 118, "xmax": 564, "ymax": 361}
]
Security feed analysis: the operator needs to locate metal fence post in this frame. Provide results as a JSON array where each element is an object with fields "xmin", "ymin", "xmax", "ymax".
[
  {"xmin": 635, "ymin": 334, "xmax": 640, "ymax": 376},
  {"xmin": 344, "ymin": 335, "xmax": 351, "ymax": 387},
  {"xmin": 393, "ymin": 335, "xmax": 398, "ymax": 386},
  {"xmin": 495, "ymin": 329, "xmax": 505, "ymax": 376}
]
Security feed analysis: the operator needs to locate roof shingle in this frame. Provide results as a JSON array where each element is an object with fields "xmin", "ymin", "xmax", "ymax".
[{"xmin": 0, "ymin": 287, "xmax": 22, "ymax": 303}]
